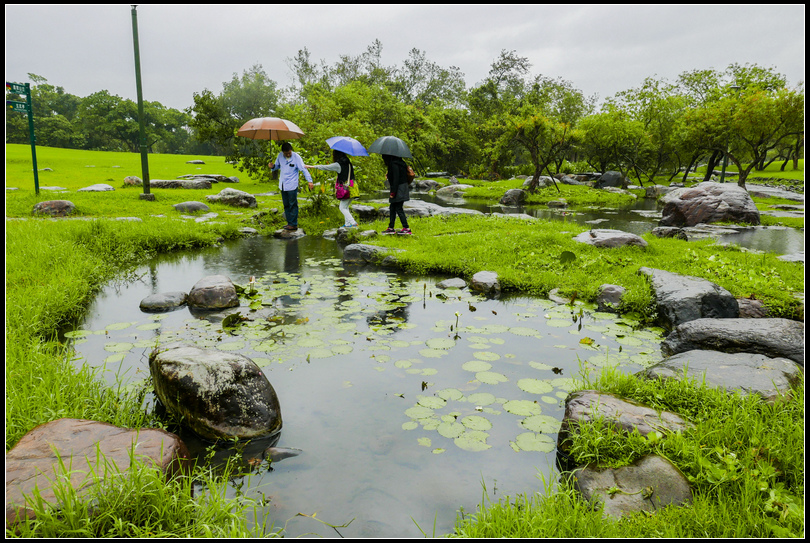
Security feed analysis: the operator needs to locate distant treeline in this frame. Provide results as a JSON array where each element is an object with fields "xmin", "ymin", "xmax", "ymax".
[{"xmin": 6, "ymin": 43, "xmax": 804, "ymax": 186}]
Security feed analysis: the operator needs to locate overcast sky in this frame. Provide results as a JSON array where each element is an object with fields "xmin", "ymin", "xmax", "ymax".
[{"xmin": 5, "ymin": 4, "xmax": 805, "ymax": 112}]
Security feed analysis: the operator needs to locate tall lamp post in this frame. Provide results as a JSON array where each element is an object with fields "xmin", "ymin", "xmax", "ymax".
[{"xmin": 131, "ymin": 5, "xmax": 154, "ymax": 200}]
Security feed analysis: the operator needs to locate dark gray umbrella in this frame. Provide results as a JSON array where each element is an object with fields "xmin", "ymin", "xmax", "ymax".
[{"xmin": 368, "ymin": 136, "xmax": 412, "ymax": 158}]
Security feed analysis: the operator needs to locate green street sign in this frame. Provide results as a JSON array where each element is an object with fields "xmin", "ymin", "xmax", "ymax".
[
  {"xmin": 6, "ymin": 82, "xmax": 28, "ymax": 94},
  {"xmin": 7, "ymin": 100, "xmax": 28, "ymax": 113}
]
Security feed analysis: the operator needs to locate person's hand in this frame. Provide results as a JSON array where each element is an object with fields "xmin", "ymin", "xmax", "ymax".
[
  {"xmin": 304, "ymin": 165, "xmax": 312, "ymax": 169},
  {"xmin": 308, "ymin": 182, "xmax": 314, "ymax": 190},
  {"xmin": 268, "ymin": 162, "xmax": 275, "ymax": 169}
]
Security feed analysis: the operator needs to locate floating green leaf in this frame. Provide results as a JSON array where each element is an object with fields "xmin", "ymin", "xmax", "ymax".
[
  {"xmin": 466, "ymin": 392, "xmax": 497, "ymax": 406},
  {"xmin": 509, "ymin": 327, "xmax": 541, "ymax": 337},
  {"xmin": 454, "ymin": 431, "xmax": 491, "ymax": 452},
  {"xmin": 105, "ymin": 322, "xmax": 135, "ymax": 331},
  {"xmin": 520, "ymin": 415, "xmax": 561, "ymax": 433},
  {"xmin": 404, "ymin": 406, "xmax": 435, "ymax": 420},
  {"xmin": 64, "ymin": 330, "xmax": 91, "ymax": 339},
  {"xmin": 517, "ymin": 378, "xmax": 554, "ymax": 395},
  {"xmin": 104, "ymin": 342, "xmax": 134, "ymax": 353},
  {"xmin": 460, "ymin": 415, "xmax": 492, "ymax": 431},
  {"xmin": 417, "ymin": 396, "xmax": 446, "ymax": 409},
  {"xmin": 436, "ymin": 388, "xmax": 464, "ymax": 401},
  {"xmin": 476, "ymin": 371, "xmax": 508, "ymax": 385},
  {"xmin": 462, "ymin": 360, "xmax": 492, "ymax": 372},
  {"xmin": 417, "ymin": 437, "xmax": 432, "ymax": 447},
  {"xmin": 473, "ymin": 351, "xmax": 500, "ymax": 361},
  {"xmin": 426, "ymin": 337, "xmax": 456, "ymax": 350},
  {"xmin": 437, "ymin": 421, "xmax": 465, "ymax": 438},
  {"xmin": 514, "ymin": 432, "xmax": 555, "ymax": 452},
  {"xmin": 503, "ymin": 400, "xmax": 542, "ymax": 416}
]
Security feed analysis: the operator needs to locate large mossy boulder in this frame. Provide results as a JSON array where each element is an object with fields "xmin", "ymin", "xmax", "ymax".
[{"xmin": 149, "ymin": 343, "xmax": 282, "ymax": 441}]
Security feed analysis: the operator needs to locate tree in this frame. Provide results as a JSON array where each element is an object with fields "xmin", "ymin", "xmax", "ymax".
[
  {"xmin": 577, "ymin": 108, "xmax": 647, "ymax": 176},
  {"xmin": 682, "ymin": 84, "xmax": 804, "ymax": 187},
  {"xmin": 188, "ymin": 64, "xmax": 280, "ymax": 180}
]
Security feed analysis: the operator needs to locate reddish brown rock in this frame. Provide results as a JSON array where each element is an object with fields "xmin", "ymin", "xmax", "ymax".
[{"xmin": 5, "ymin": 419, "xmax": 189, "ymax": 528}]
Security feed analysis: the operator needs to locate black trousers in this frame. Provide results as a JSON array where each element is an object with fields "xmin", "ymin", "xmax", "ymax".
[{"xmin": 389, "ymin": 201, "xmax": 409, "ymax": 228}]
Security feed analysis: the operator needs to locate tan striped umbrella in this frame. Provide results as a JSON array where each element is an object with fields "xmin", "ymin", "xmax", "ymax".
[{"xmin": 236, "ymin": 117, "xmax": 305, "ymax": 141}]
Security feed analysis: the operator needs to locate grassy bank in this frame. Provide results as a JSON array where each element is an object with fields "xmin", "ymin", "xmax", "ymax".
[
  {"xmin": 6, "ymin": 146, "xmax": 804, "ymax": 537},
  {"xmin": 451, "ymin": 369, "xmax": 803, "ymax": 538}
]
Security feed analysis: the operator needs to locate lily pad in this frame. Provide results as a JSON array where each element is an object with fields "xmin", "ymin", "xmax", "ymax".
[
  {"xmin": 466, "ymin": 392, "xmax": 497, "ymax": 406},
  {"xmin": 104, "ymin": 342, "xmax": 134, "ymax": 353},
  {"xmin": 306, "ymin": 348, "xmax": 334, "ymax": 359},
  {"xmin": 64, "ymin": 330, "xmax": 92, "ymax": 339},
  {"xmin": 473, "ymin": 351, "xmax": 501, "ymax": 361},
  {"xmin": 437, "ymin": 388, "xmax": 464, "ymax": 401},
  {"xmin": 404, "ymin": 406, "xmax": 435, "ymax": 420},
  {"xmin": 462, "ymin": 360, "xmax": 492, "ymax": 372},
  {"xmin": 454, "ymin": 431, "xmax": 491, "ymax": 452},
  {"xmin": 517, "ymin": 378, "xmax": 554, "ymax": 395},
  {"xmin": 426, "ymin": 337, "xmax": 456, "ymax": 350},
  {"xmin": 475, "ymin": 371, "xmax": 508, "ymax": 385},
  {"xmin": 419, "ymin": 348, "xmax": 449, "ymax": 359},
  {"xmin": 417, "ymin": 396, "xmax": 447, "ymax": 409},
  {"xmin": 503, "ymin": 400, "xmax": 542, "ymax": 416},
  {"xmin": 509, "ymin": 326, "xmax": 541, "ymax": 337},
  {"xmin": 514, "ymin": 432, "xmax": 555, "ymax": 452},
  {"xmin": 460, "ymin": 415, "xmax": 492, "ymax": 431},
  {"xmin": 520, "ymin": 415, "xmax": 561, "ymax": 433},
  {"xmin": 437, "ymin": 421, "xmax": 465, "ymax": 439}
]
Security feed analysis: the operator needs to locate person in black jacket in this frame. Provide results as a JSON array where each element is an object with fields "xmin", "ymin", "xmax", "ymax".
[{"xmin": 382, "ymin": 154, "xmax": 411, "ymax": 234}]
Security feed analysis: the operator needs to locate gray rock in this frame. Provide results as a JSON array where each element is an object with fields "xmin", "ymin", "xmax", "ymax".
[
  {"xmin": 558, "ymin": 391, "xmax": 694, "ymax": 455},
  {"xmin": 639, "ymin": 350, "xmax": 802, "ymax": 403},
  {"xmin": 273, "ymin": 228, "xmax": 307, "ymax": 240},
  {"xmin": 150, "ymin": 179, "xmax": 212, "ymax": 189},
  {"xmin": 650, "ymin": 226, "xmax": 688, "ymax": 240},
  {"xmin": 77, "ymin": 183, "xmax": 114, "ymax": 192},
  {"xmin": 659, "ymin": 182, "xmax": 760, "ymax": 227},
  {"xmin": 206, "ymin": 188, "xmax": 257, "ymax": 208},
  {"xmin": 470, "ymin": 271, "xmax": 501, "ymax": 297},
  {"xmin": 594, "ymin": 171, "xmax": 627, "ymax": 189},
  {"xmin": 574, "ymin": 229, "xmax": 648, "ymax": 249},
  {"xmin": 571, "ymin": 455, "xmax": 692, "ymax": 518},
  {"xmin": 149, "ymin": 343, "xmax": 282, "ymax": 441},
  {"xmin": 597, "ymin": 284, "xmax": 626, "ymax": 313},
  {"xmin": 660, "ymin": 318, "xmax": 804, "ymax": 367},
  {"xmin": 173, "ymin": 201, "xmax": 210, "ymax": 213},
  {"xmin": 499, "ymin": 188, "xmax": 526, "ymax": 206},
  {"xmin": 436, "ymin": 278, "xmax": 467, "ymax": 289},
  {"xmin": 6, "ymin": 419, "xmax": 189, "ymax": 527},
  {"xmin": 32, "ymin": 200, "xmax": 76, "ymax": 217},
  {"xmin": 343, "ymin": 243, "xmax": 401, "ymax": 266},
  {"xmin": 187, "ymin": 275, "xmax": 239, "ymax": 310},
  {"xmin": 638, "ymin": 267, "xmax": 738, "ymax": 331},
  {"xmin": 123, "ymin": 176, "xmax": 143, "ymax": 186},
  {"xmin": 139, "ymin": 291, "xmax": 189, "ymax": 312}
]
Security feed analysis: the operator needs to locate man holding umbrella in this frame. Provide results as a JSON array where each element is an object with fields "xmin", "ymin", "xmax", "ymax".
[{"xmin": 269, "ymin": 142, "xmax": 313, "ymax": 231}]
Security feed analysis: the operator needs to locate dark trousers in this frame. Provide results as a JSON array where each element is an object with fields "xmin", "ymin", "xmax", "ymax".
[
  {"xmin": 281, "ymin": 188, "xmax": 299, "ymax": 227},
  {"xmin": 389, "ymin": 201, "xmax": 409, "ymax": 228}
]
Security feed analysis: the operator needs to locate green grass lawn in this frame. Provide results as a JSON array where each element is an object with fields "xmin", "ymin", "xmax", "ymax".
[{"xmin": 5, "ymin": 145, "xmax": 805, "ymax": 538}]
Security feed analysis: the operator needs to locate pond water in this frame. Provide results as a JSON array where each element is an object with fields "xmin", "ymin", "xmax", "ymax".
[
  {"xmin": 66, "ymin": 191, "xmax": 801, "ymax": 537},
  {"xmin": 67, "ymin": 235, "xmax": 665, "ymax": 538}
]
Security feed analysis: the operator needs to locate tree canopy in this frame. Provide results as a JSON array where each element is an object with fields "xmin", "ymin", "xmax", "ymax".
[{"xmin": 7, "ymin": 54, "xmax": 803, "ymax": 186}]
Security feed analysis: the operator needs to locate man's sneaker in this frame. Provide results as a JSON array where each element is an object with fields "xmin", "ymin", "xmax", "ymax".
[
  {"xmin": 382, "ymin": 227, "xmax": 397, "ymax": 234},
  {"xmin": 343, "ymin": 223, "xmax": 358, "ymax": 228},
  {"xmin": 397, "ymin": 228, "xmax": 412, "ymax": 235}
]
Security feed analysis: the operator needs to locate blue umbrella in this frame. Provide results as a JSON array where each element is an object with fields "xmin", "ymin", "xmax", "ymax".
[{"xmin": 326, "ymin": 136, "xmax": 369, "ymax": 157}]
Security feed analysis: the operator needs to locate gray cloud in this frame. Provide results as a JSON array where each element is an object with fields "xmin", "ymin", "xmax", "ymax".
[{"xmin": 5, "ymin": 5, "xmax": 804, "ymax": 111}]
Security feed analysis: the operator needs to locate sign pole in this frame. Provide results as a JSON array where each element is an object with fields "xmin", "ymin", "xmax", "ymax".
[
  {"xmin": 131, "ymin": 5, "xmax": 154, "ymax": 200},
  {"xmin": 6, "ymin": 82, "xmax": 39, "ymax": 194}
]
